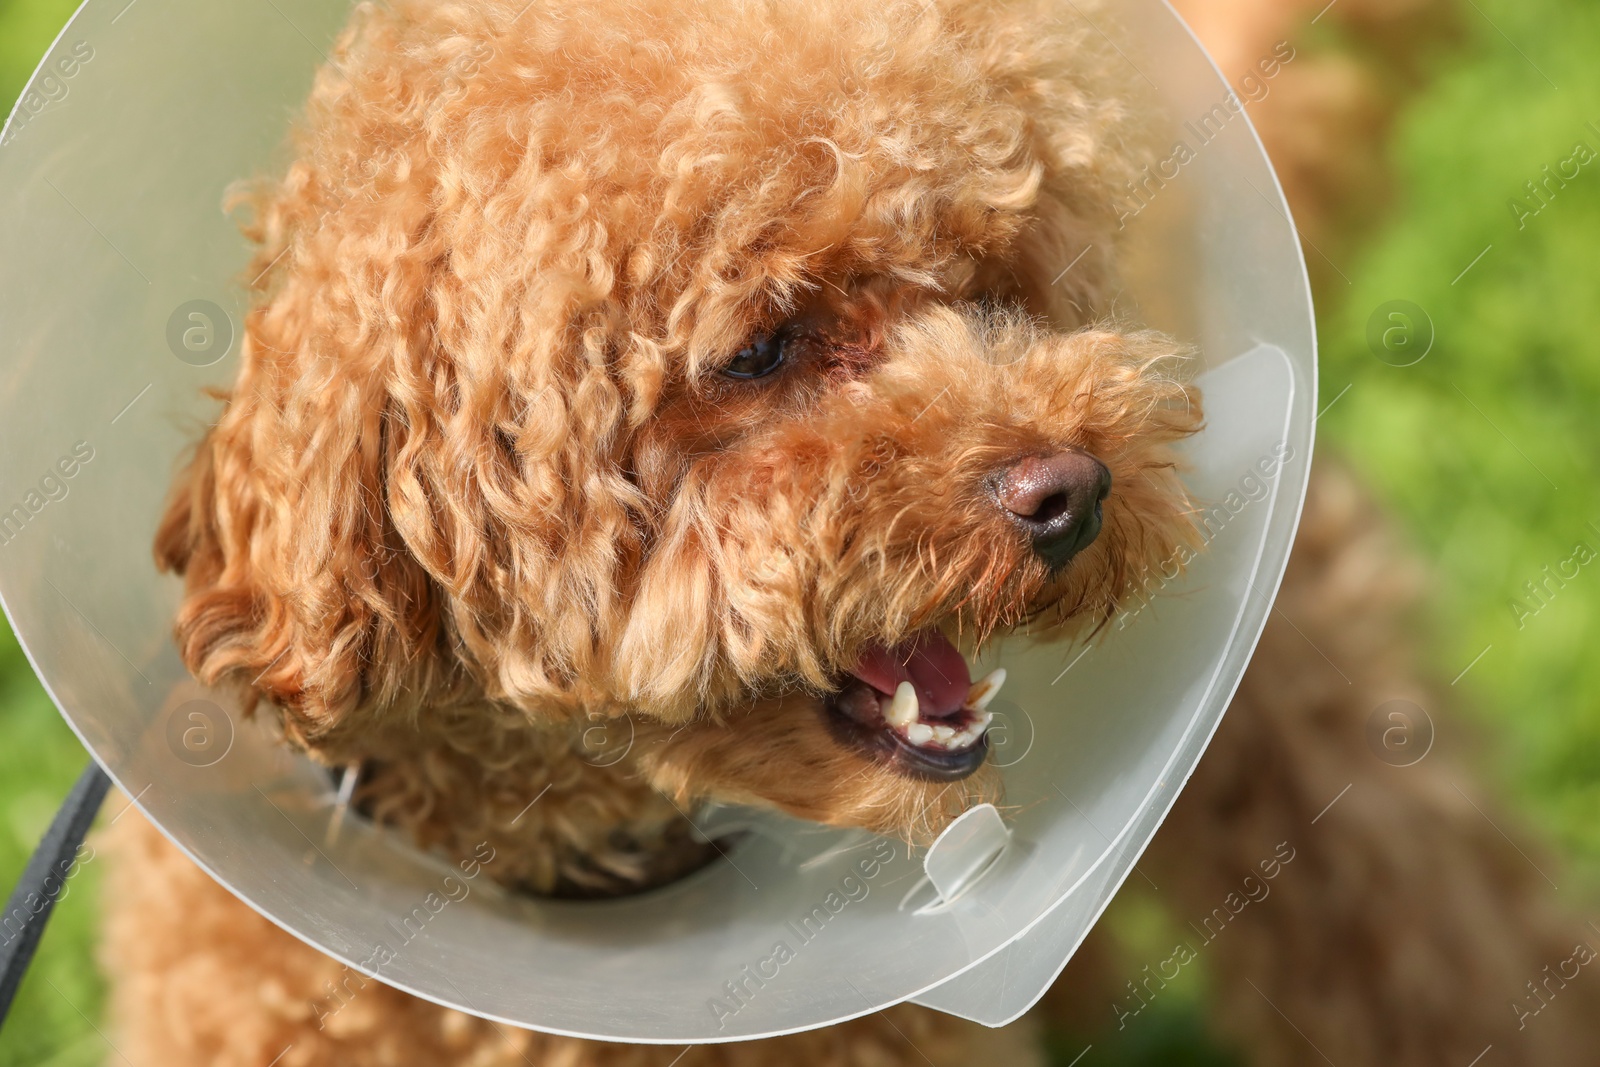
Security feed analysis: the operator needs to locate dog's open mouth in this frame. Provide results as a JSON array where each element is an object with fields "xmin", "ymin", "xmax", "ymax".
[{"xmin": 823, "ymin": 631, "xmax": 1004, "ymax": 781}]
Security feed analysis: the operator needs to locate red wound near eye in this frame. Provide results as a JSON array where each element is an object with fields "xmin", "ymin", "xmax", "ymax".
[{"xmin": 850, "ymin": 631, "xmax": 972, "ymax": 719}]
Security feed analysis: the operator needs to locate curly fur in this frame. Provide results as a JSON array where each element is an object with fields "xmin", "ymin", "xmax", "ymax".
[
  {"xmin": 151, "ymin": 0, "xmax": 1198, "ymax": 847},
  {"xmin": 117, "ymin": 1, "xmax": 1201, "ymax": 1062},
  {"xmin": 102, "ymin": 0, "xmax": 1600, "ymax": 1065}
]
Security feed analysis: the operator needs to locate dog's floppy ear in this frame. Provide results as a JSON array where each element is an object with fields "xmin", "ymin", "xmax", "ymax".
[
  {"xmin": 154, "ymin": 358, "xmax": 454, "ymax": 742},
  {"xmin": 154, "ymin": 173, "xmax": 459, "ymax": 741}
]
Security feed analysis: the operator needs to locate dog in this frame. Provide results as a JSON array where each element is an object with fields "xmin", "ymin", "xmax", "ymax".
[
  {"xmin": 98, "ymin": 0, "xmax": 1600, "ymax": 1064},
  {"xmin": 111, "ymin": 0, "xmax": 1198, "ymax": 1062}
]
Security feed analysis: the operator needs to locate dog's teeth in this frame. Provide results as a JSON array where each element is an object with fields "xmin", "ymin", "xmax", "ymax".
[
  {"xmin": 885, "ymin": 681, "xmax": 919, "ymax": 728},
  {"xmin": 966, "ymin": 668, "xmax": 1006, "ymax": 712},
  {"xmin": 946, "ymin": 714, "xmax": 993, "ymax": 749},
  {"xmin": 886, "ymin": 678, "xmax": 1002, "ymax": 750}
]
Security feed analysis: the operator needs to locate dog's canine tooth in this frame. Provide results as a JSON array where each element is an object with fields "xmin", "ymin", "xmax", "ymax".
[
  {"xmin": 906, "ymin": 722, "xmax": 935, "ymax": 745},
  {"xmin": 967, "ymin": 668, "xmax": 1006, "ymax": 711},
  {"xmin": 886, "ymin": 681, "xmax": 920, "ymax": 728},
  {"xmin": 950, "ymin": 713, "xmax": 993, "ymax": 747}
]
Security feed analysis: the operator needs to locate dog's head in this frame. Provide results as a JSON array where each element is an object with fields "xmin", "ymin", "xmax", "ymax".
[{"xmin": 158, "ymin": 0, "xmax": 1202, "ymax": 841}]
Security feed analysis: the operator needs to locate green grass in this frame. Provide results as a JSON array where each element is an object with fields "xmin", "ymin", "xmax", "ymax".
[{"xmin": 2, "ymin": 0, "xmax": 1599, "ymax": 1063}]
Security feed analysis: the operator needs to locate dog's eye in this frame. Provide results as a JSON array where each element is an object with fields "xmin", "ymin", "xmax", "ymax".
[{"xmin": 722, "ymin": 329, "xmax": 790, "ymax": 380}]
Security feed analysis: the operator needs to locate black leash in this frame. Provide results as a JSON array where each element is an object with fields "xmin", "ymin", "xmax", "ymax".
[{"xmin": 0, "ymin": 760, "xmax": 110, "ymax": 1026}]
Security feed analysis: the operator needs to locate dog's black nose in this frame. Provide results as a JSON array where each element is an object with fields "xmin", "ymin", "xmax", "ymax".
[{"xmin": 993, "ymin": 450, "xmax": 1112, "ymax": 569}]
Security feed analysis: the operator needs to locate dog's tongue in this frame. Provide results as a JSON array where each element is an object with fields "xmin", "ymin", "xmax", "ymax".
[{"xmin": 851, "ymin": 631, "xmax": 972, "ymax": 720}]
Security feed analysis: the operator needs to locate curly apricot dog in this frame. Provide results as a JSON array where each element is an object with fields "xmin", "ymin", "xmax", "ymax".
[
  {"xmin": 98, "ymin": 0, "xmax": 1600, "ymax": 1065},
  {"xmin": 109, "ymin": 0, "xmax": 1196, "ymax": 1062}
]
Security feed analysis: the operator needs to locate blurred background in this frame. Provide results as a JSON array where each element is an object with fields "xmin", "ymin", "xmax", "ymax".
[{"xmin": 1, "ymin": 0, "xmax": 1598, "ymax": 1063}]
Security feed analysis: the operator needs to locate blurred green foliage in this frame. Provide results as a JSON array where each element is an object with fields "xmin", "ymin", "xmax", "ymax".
[
  {"xmin": 0, "ymin": 624, "xmax": 104, "ymax": 1067},
  {"xmin": 1317, "ymin": 0, "xmax": 1600, "ymax": 876},
  {"xmin": 1, "ymin": 0, "xmax": 1597, "ymax": 1063},
  {"xmin": 1, "ymin": 0, "xmax": 107, "ymax": 1003},
  {"xmin": 0, "ymin": 0, "xmax": 76, "ymax": 113}
]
